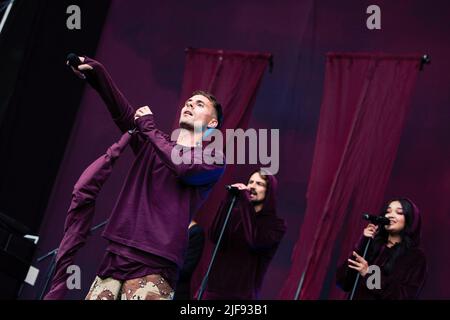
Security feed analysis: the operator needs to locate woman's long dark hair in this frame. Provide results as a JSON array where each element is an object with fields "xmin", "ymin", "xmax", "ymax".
[{"xmin": 367, "ymin": 198, "xmax": 416, "ymax": 274}]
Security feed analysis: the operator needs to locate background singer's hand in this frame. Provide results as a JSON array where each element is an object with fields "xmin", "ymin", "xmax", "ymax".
[
  {"xmin": 363, "ymin": 223, "xmax": 378, "ymax": 238},
  {"xmin": 231, "ymin": 183, "xmax": 248, "ymax": 191},
  {"xmin": 348, "ymin": 251, "xmax": 369, "ymax": 277}
]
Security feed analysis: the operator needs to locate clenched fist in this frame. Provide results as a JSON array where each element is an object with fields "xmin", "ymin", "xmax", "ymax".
[
  {"xmin": 66, "ymin": 56, "xmax": 93, "ymax": 79},
  {"xmin": 231, "ymin": 183, "xmax": 249, "ymax": 191},
  {"xmin": 363, "ymin": 223, "xmax": 379, "ymax": 238},
  {"xmin": 134, "ymin": 106, "xmax": 153, "ymax": 121}
]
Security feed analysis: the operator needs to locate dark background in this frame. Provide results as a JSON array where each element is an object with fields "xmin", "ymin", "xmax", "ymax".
[{"xmin": 0, "ymin": 0, "xmax": 449, "ymax": 299}]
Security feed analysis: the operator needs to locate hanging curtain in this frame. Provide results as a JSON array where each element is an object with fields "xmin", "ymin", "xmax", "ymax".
[{"xmin": 279, "ymin": 52, "xmax": 423, "ymax": 300}]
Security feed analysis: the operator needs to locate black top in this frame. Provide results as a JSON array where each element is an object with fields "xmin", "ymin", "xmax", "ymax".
[{"xmin": 174, "ymin": 224, "xmax": 205, "ymax": 300}]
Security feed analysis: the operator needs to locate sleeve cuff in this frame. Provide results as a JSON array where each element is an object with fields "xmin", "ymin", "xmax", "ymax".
[{"xmin": 135, "ymin": 114, "xmax": 155, "ymax": 131}]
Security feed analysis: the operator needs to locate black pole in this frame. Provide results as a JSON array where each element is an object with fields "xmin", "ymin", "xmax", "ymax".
[
  {"xmin": 348, "ymin": 237, "xmax": 372, "ymax": 300},
  {"xmin": 37, "ymin": 251, "xmax": 58, "ymax": 300},
  {"xmin": 420, "ymin": 54, "xmax": 431, "ymax": 71},
  {"xmin": 197, "ymin": 191, "xmax": 238, "ymax": 300},
  {"xmin": 268, "ymin": 55, "xmax": 274, "ymax": 73},
  {"xmin": 293, "ymin": 270, "xmax": 306, "ymax": 300}
]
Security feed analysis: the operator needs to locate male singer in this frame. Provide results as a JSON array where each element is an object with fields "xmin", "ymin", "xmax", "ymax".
[{"xmin": 69, "ymin": 56, "xmax": 225, "ymax": 300}]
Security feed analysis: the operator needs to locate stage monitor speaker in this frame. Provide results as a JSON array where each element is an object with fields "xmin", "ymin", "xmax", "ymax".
[{"xmin": 0, "ymin": 212, "xmax": 36, "ymax": 299}]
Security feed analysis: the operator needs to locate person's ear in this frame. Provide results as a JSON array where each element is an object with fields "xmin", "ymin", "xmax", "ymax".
[{"xmin": 207, "ymin": 118, "xmax": 218, "ymax": 129}]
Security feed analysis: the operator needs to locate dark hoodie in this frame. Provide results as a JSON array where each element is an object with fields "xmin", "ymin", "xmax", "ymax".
[
  {"xmin": 336, "ymin": 199, "xmax": 427, "ymax": 300},
  {"xmin": 201, "ymin": 171, "xmax": 286, "ymax": 300}
]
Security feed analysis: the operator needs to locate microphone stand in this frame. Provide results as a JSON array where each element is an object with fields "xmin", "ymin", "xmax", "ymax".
[
  {"xmin": 36, "ymin": 219, "xmax": 109, "ymax": 300},
  {"xmin": 197, "ymin": 188, "xmax": 239, "ymax": 300},
  {"xmin": 348, "ymin": 237, "xmax": 371, "ymax": 300}
]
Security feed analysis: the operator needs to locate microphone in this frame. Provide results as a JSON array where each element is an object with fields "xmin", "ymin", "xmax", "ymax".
[
  {"xmin": 225, "ymin": 185, "xmax": 240, "ymax": 194},
  {"xmin": 66, "ymin": 53, "xmax": 90, "ymax": 80},
  {"xmin": 362, "ymin": 213, "xmax": 390, "ymax": 226},
  {"xmin": 66, "ymin": 53, "xmax": 82, "ymax": 69}
]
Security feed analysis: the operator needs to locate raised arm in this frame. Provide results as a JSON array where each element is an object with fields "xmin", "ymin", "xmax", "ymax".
[
  {"xmin": 67, "ymin": 55, "xmax": 146, "ymax": 153},
  {"xmin": 68, "ymin": 56, "xmax": 136, "ymax": 132}
]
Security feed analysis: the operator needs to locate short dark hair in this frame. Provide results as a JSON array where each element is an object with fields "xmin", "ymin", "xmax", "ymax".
[{"xmin": 192, "ymin": 90, "xmax": 223, "ymax": 128}]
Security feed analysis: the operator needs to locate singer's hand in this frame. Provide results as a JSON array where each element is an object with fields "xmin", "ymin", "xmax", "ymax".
[
  {"xmin": 66, "ymin": 56, "xmax": 93, "ymax": 79},
  {"xmin": 363, "ymin": 223, "xmax": 378, "ymax": 238},
  {"xmin": 231, "ymin": 183, "xmax": 248, "ymax": 191},
  {"xmin": 348, "ymin": 251, "xmax": 369, "ymax": 277},
  {"xmin": 134, "ymin": 106, "xmax": 153, "ymax": 121}
]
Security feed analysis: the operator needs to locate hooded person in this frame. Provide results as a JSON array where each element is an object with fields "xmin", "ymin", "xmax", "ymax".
[
  {"xmin": 198, "ymin": 169, "xmax": 287, "ymax": 300},
  {"xmin": 336, "ymin": 198, "xmax": 427, "ymax": 300}
]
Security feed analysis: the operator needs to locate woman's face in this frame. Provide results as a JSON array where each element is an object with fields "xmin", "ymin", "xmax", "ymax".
[{"xmin": 384, "ymin": 200, "xmax": 406, "ymax": 234}]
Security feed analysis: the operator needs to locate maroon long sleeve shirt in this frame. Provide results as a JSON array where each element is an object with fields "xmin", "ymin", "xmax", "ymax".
[{"xmin": 45, "ymin": 57, "xmax": 225, "ymax": 298}]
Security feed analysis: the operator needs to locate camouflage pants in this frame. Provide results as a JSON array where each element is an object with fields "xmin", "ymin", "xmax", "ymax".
[{"xmin": 85, "ymin": 274, "xmax": 174, "ymax": 300}]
